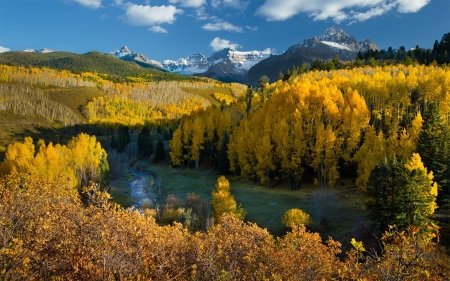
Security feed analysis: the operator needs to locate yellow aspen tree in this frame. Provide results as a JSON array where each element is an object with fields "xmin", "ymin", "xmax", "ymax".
[
  {"xmin": 211, "ymin": 175, "xmax": 245, "ymax": 221},
  {"xmin": 0, "ymin": 137, "xmax": 36, "ymax": 175},
  {"xmin": 169, "ymin": 128, "xmax": 184, "ymax": 167},
  {"xmin": 354, "ymin": 126, "xmax": 387, "ymax": 190},
  {"xmin": 255, "ymin": 134, "xmax": 274, "ymax": 187},
  {"xmin": 190, "ymin": 117, "xmax": 205, "ymax": 169}
]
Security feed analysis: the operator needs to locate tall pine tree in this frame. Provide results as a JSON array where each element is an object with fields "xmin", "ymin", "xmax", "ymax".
[
  {"xmin": 416, "ymin": 103, "xmax": 450, "ymax": 208},
  {"xmin": 366, "ymin": 154, "xmax": 437, "ymax": 236},
  {"xmin": 153, "ymin": 140, "xmax": 165, "ymax": 163},
  {"xmin": 137, "ymin": 126, "xmax": 153, "ymax": 158}
]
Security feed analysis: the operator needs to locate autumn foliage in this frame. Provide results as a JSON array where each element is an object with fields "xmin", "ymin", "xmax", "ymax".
[
  {"xmin": 1, "ymin": 174, "xmax": 448, "ymax": 280},
  {"xmin": 170, "ymin": 65, "xmax": 450, "ymax": 191}
]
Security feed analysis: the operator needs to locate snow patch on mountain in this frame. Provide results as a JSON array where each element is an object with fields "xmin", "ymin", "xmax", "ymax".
[
  {"xmin": 318, "ymin": 26, "xmax": 378, "ymax": 53},
  {"xmin": 320, "ymin": 41, "xmax": 352, "ymax": 51},
  {"xmin": 23, "ymin": 48, "xmax": 54, "ymax": 53}
]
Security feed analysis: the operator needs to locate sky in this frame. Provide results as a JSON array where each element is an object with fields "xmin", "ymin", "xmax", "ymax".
[{"xmin": 0, "ymin": 0, "xmax": 449, "ymax": 62}]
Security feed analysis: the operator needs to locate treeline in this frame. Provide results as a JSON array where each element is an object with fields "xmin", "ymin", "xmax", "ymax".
[
  {"xmin": 0, "ymin": 83, "xmax": 82, "ymax": 125},
  {"xmin": 357, "ymin": 32, "xmax": 450, "ymax": 65},
  {"xmin": 1, "ymin": 174, "xmax": 448, "ymax": 280},
  {"xmin": 170, "ymin": 64, "xmax": 450, "ymax": 195}
]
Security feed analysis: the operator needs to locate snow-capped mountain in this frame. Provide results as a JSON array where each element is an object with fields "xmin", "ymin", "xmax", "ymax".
[
  {"xmin": 243, "ymin": 27, "xmax": 379, "ymax": 85},
  {"xmin": 23, "ymin": 48, "xmax": 54, "ymax": 53},
  {"xmin": 112, "ymin": 46, "xmax": 275, "ymax": 82},
  {"xmin": 161, "ymin": 48, "xmax": 274, "ymax": 76},
  {"xmin": 111, "ymin": 46, "xmax": 164, "ymax": 70},
  {"xmin": 161, "ymin": 53, "xmax": 209, "ymax": 75}
]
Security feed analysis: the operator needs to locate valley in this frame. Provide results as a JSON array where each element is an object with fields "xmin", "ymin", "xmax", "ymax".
[{"xmin": 0, "ymin": 28, "xmax": 449, "ymax": 279}]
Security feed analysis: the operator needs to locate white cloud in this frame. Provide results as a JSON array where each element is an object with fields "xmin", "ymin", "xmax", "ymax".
[
  {"xmin": 210, "ymin": 37, "xmax": 241, "ymax": 51},
  {"xmin": 202, "ymin": 19, "xmax": 243, "ymax": 32},
  {"xmin": 245, "ymin": 25, "xmax": 258, "ymax": 31},
  {"xmin": 211, "ymin": 0, "xmax": 249, "ymax": 10},
  {"xmin": 195, "ymin": 6, "xmax": 210, "ymax": 20},
  {"xmin": 396, "ymin": 0, "xmax": 430, "ymax": 13},
  {"xmin": 70, "ymin": 0, "xmax": 102, "ymax": 9},
  {"xmin": 123, "ymin": 3, "xmax": 183, "ymax": 26},
  {"xmin": 169, "ymin": 0, "xmax": 206, "ymax": 8},
  {"xmin": 0, "ymin": 46, "xmax": 11, "ymax": 53},
  {"xmin": 256, "ymin": 0, "xmax": 430, "ymax": 23},
  {"xmin": 149, "ymin": 26, "xmax": 168, "ymax": 33}
]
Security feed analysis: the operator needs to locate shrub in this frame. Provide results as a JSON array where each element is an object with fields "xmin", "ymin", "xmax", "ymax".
[{"xmin": 282, "ymin": 208, "xmax": 312, "ymax": 228}]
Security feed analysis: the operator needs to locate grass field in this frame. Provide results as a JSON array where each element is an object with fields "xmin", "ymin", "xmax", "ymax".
[
  {"xmin": 44, "ymin": 86, "xmax": 105, "ymax": 120},
  {"xmin": 110, "ymin": 160, "xmax": 369, "ymax": 251}
]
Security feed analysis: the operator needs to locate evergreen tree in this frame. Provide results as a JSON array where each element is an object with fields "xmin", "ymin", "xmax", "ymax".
[
  {"xmin": 116, "ymin": 126, "xmax": 130, "ymax": 153},
  {"xmin": 137, "ymin": 126, "xmax": 153, "ymax": 158},
  {"xmin": 416, "ymin": 103, "xmax": 450, "ymax": 208},
  {"xmin": 217, "ymin": 131, "xmax": 230, "ymax": 174},
  {"xmin": 277, "ymin": 71, "xmax": 284, "ymax": 81},
  {"xmin": 153, "ymin": 140, "xmax": 165, "ymax": 163},
  {"xmin": 366, "ymin": 155, "xmax": 437, "ymax": 236},
  {"xmin": 310, "ymin": 58, "xmax": 324, "ymax": 71},
  {"xmin": 245, "ymin": 85, "xmax": 254, "ymax": 118},
  {"xmin": 110, "ymin": 134, "xmax": 118, "ymax": 151},
  {"xmin": 257, "ymin": 75, "xmax": 270, "ymax": 101}
]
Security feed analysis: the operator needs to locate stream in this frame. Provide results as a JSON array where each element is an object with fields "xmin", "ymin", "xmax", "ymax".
[{"xmin": 129, "ymin": 169, "xmax": 153, "ymax": 209}]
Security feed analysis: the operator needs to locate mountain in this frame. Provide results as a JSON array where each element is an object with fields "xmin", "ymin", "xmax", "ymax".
[
  {"xmin": 112, "ymin": 46, "xmax": 274, "ymax": 83},
  {"xmin": 243, "ymin": 26, "xmax": 379, "ymax": 86},
  {"xmin": 161, "ymin": 48, "xmax": 274, "ymax": 81},
  {"xmin": 110, "ymin": 46, "xmax": 165, "ymax": 71}
]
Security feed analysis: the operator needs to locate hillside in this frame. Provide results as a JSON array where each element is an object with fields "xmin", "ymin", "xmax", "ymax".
[{"xmin": 0, "ymin": 51, "xmax": 199, "ymax": 82}]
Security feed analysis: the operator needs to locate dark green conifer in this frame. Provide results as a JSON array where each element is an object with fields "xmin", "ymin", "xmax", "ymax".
[
  {"xmin": 416, "ymin": 103, "xmax": 450, "ymax": 208},
  {"xmin": 137, "ymin": 126, "xmax": 153, "ymax": 158},
  {"xmin": 153, "ymin": 140, "xmax": 165, "ymax": 163}
]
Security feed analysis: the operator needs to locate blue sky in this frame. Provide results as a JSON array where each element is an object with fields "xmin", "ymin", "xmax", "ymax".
[{"xmin": 0, "ymin": 0, "xmax": 449, "ymax": 62}]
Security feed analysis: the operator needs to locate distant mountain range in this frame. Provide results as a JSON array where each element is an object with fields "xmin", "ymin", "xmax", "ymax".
[
  {"xmin": 6, "ymin": 27, "xmax": 378, "ymax": 85},
  {"xmin": 110, "ymin": 46, "xmax": 274, "ymax": 83},
  {"xmin": 110, "ymin": 26, "xmax": 378, "ymax": 85}
]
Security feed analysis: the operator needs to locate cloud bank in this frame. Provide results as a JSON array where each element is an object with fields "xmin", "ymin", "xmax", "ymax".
[
  {"xmin": 210, "ymin": 37, "xmax": 241, "ymax": 51},
  {"xmin": 256, "ymin": 0, "xmax": 430, "ymax": 23}
]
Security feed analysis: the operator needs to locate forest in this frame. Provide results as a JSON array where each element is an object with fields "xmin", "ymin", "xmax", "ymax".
[{"xmin": 0, "ymin": 39, "xmax": 450, "ymax": 279}]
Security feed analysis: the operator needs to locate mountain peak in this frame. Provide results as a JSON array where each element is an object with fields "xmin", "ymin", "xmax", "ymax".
[
  {"xmin": 120, "ymin": 46, "xmax": 132, "ymax": 53},
  {"xmin": 111, "ymin": 46, "xmax": 134, "ymax": 58},
  {"xmin": 319, "ymin": 26, "xmax": 354, "ymax": 44}
]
